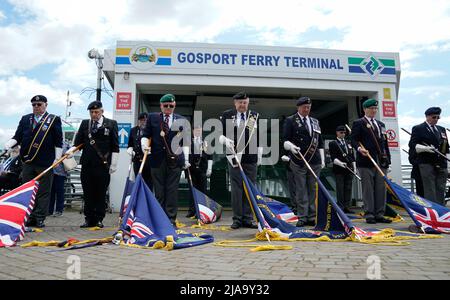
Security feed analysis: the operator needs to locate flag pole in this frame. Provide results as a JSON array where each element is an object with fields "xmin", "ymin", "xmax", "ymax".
[
  {"xmin": 33, "ymin": 144, "xmax": 83, "ymax": 182},
  {"xmin": 138, "ymin": 139, "xmax": 151, "ymax": 174},
  {"xmin": 401, "ymin": 128, "xmax": 450, "ymax": 162}
]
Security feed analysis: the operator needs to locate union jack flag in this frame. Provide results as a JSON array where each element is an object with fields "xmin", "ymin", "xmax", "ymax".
[
  {"xmin": 0, "ymin": 180, "xmax": 39, "ymax": 247},
  {"xmin": 385, "ymin": 176, "xmax": 450, "ymax": 234},
  {"xmin": 412, "ymin": 208, "xmax": 450, "ymax": 234},
  {"xmin": 130, "ymin": 221, "xmax": 154, "ymax": 240}
]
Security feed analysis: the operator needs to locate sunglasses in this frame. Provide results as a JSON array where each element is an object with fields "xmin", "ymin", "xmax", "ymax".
[
  {"xmin": 431, "ymin": 115, "xmax": 440, "ymax": 120},
  {"xmin": 32, "ymin": 103, "xmax": 43, "ymax": 107},
  {"xmin": 163, "ymin": 104, "xmax": 175, "ymax": 108}
]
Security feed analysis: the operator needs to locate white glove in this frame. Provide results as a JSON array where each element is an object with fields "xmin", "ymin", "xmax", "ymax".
[
  {"xmin": 320, "ymin": 149, "xmax": 325, "ymax": 169},
  {"xmin": 415, "ymin": 144, "xmax": 435, "ymax": 154},
  {"xmin": 66, "ymin": 146, "xmax": 78, "ymax": 158},
  {"xmin": 206, "ymin": 160, "xmax": 213, "ymax": 177},
  {"xmin": 126, "ymin": 147, "xmax": 135, "ymax": 156},
  {"xmin": 219, "ymin": 135, "xmax": 235, "ymax": 150},
  {"xmin": 182, "ymin": 146, "xmax": 191, "ymax": 170},
  {"xmin": 333, "ymin": 158, "xmax": 347, "ymax": 169},
  {"xmin": 284, "ymin": 141, "xmax": 300, "ymax": 155},
  {"xmin": 257, "ymin": 147, "xmax": 263, "ymax": 166},
  {"xmin": 5, "ymin": 139, "xmax": 17, "ymax": 151},
  {"xmin": 281, "ymin": 155, "xmax": 290, "ymax": 162},
  {"xmin": 141, "ymin": 137, "xmax": 151, "ymax": 152},
  {"xmin": 53, "ymin": 147, "xmax": 63, "ymax": 164},
  {"xmin": 109, "ymin": 152, "xmax": 119, "ymax": 174},
  {"xmin": 387, "ymin": 167, "xmax": 392, "ymax": 173}
]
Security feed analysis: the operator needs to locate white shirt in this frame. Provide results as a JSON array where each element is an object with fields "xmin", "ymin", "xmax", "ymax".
[
  {"xmin": 236, "ymin": 111, "xmax": 247, "ymax": 127},
  {"xmin": 364, "ymin": 116, "xmax": 380, "ymax": 137},
  {"xmin": 298, "ymin": 113, "xmax": 311, "ymax": 135},
  {"xmin": 162, "ymin": 113, "xmax": 174, "ymax": 129}
]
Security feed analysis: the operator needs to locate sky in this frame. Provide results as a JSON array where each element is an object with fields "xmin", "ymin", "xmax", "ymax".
[{"xmin": 0, "ymin": 0, "xmax": 449, "ymax": 164}]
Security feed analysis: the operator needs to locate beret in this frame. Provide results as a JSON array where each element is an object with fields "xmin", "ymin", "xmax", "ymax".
[
  {"xmin": 424, "ymin": 107, "xmax": 441, "ymax": 116},
  {"xmin": 30, "ymin": 95, "xmax": 47, "ymax": 103},
  {"xmin": 362, "ymin": 98, "xmax": 378, "ymax": 108},
  {"xmin": 296, "ymin": 96, "xmax": 311, "ymax": 106},
  {"xmin": 336, "ymin": 125, "xmax": 346, "ymax": 132},
  {"xmin": 87, "ymin": 101, "xmax": 102, "ymax": 110},
  {"xmin": 232, "ymin": 91, "xmax": 248, "ymax": 100},
  {"xmin": 160, "ymin": 94, "xmax": 176, "ymax": 103},
  {"xmin": 138, "ymin": 112, "xmax": 147, "ymax": 120}
]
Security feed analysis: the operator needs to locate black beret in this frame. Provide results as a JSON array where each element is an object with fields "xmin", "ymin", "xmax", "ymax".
[
  {"xmin": 87, "ymin": 101, "xmax": 102, "ymax": 110},
  {"xmin": 138, "ymin": 112, "xmax": 147, "ymax": 120},
  {"xmin": 296, "ymin": 96, "xmax": 311, "ymax": 106},
  {"xmin": 336, "ymin": 125, "xmax": 346, "ymax": 132},
  {"xmin": 425, "ymin": 107, "xmax": 441, "ymax": 116},
  {"xmin": 232, "ymin": 91, "xmax": 248, "ymax": 100},
  {"xmin": 30, "ymin": 95, "xmax": 47, "ymax": 103}
]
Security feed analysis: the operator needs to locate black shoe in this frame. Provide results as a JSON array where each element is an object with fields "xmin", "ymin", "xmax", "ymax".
[
  {"xmin": 375, "ymin": 216, "xmax": 392, "ymax": 223},
  {"xmin": 25, "ymin": 219, "xmax": 37, "ymax": 227},
  {"xmin": 185, "ymin": 211, "xmax": 196, "ymax": 218},
  {"xmin": 80, "ymin": 222, "xmax": 95, "ymax": 228},
  {"xmin": 35, "ymin": 220, "xmax": 45, "ymax": 228},
  {"xmin": 366, "ymin": 217, "xmax": 377, "ymax": 224},
  {"xmin": 296, "ymin": 220, "xmax": 306, "ymax": 227},
  {"xmin": 230, "ymin": 222, "xmax": 241, "ymax": 229},
  {"xmin": 344, "ymin": 208, "xmax": 355, "ymax": 214},
  {"xmin": 306, "ymin": 220, "xmax": 316, "ymax": 226},
  {"xmin": 242, "ymin": 221, "xmax": 258, "ymax": 229},
  {"xmin": 97, "ymin": 221, "xmax": 104, "ymax": 228}
]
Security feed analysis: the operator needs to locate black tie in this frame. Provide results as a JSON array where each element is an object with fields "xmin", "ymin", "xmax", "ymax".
[
  {"xmin": 371, "ymin": 119, "xmax": 379, "ymax": 137},
  {"xmin": 240, "ymin": 113, "xmax": 245, "ymax": 127},
  {"xmin": 432, "ymin": 126, "xmax": 440, "ymax": 140},
  {"xmin": 91, "ymin": 121, "xmax": 98, "ymax": 134},
  {"xmin": 340, "ymin": 139, "xmax": 347, "ymax": 153},
  {"xmin": 163, "ymin": 114, "xmax": 170, "ymax": 134}
]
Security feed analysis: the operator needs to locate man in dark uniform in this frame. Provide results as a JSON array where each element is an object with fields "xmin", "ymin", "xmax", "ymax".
[
  {"xmin": 408, "ymin": 107, "xmax": 449, "ymax": 205},
  {"xmin": 350, "ymin": 98, "xmax": 392, "ymax": 224},
  {"xmin": 5, "ymin": 95, "xmax": 63, "ymax": 228},
  {"xmin": 186, "ymin": 125, "xmax": 213, "ymax": 218},
  {"xmin": 0, "ymin": 146, "xmax": 22, "ymax": 192},
  {"xmin": 329, "ymin": 125, "xmax": 356, "ymax": 213},
  {"xmin": 140, "ymin": 94, "xmax": 190, "ymax": 226},
  {"xmin": 67, "ymin": 101, "xmax": 119, "ymax": 228},
  {"xmin": 219, "ymin": 91, "xmax": 262, "ymax": 229},
  {"xmin": 283, "ymin": 96, "xmax": 325, "ymax": 227},
  {"xmin": 127, "ymin": 112, "xmax": 152, "ymax": 189}
]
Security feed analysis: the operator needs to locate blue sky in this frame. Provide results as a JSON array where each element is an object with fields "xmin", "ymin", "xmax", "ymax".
[{"xmin": 0, "ymin": 0, "xmax": 449, "ymax": 164}]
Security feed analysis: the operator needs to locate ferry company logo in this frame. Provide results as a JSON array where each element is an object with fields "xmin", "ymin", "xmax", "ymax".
[
  {"xmin": 348, "ymin": 55, "xmax": 396, "ymax": 77},
  {"xmin": 115, "ymin": 45, "xmax": 172, "ymax": 68}
]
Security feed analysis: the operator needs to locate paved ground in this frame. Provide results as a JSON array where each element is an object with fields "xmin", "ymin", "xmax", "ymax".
[{"xmin": 1, "ymin": 207, "xmax": 449, "ymax": 280}]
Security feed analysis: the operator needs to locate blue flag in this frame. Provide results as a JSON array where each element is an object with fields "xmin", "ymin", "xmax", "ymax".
[
  {"xmin": 191, "ymin": 186, "xmax": 223, "ymax": 224},
  {"xmin": 385, "ymin": 177, "xmax": 450, "ymax": 234},
  {"xmin": 119, "ymin": 178, "xmax": 134, "ymax": 218},
  {"xmin": 119, "ymin": 174, "xmax": 214, "ymax": 249}
]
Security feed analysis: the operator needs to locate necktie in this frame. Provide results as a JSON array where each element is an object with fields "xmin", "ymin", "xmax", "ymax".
[
  {"xmin": 303, "ymin": 117, "xmax": 310, "ymax": 135},
  {"xmin": 240, "ymin": 112, "xmax": 245, "ymax": 127},
  {"xmin": 91, "ymin": 121, "xmax": 98, "ymax": 134},
  {"xmin": 432, "ymin": 125, "xmax": 441, "ymax": 140},
  {"xmin": 371, "ymin": 119, "xmax": 379, "ymax": 137},
  {"xmin": 163, "ymin": 114, "xmax": 170, "ymax": 134},
  {"xmin": 340, "ymin": 139, "xmax": 347, "ymax": 153}
]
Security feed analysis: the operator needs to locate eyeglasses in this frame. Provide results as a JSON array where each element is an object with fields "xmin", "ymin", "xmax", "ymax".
[
  {"xmin": 163, "ymin": 104, "xmax": 175, "ymax": 108},
  {"xmin": 32, "ymin": 103, "xmax": 43, "ymax": 107},
  {"xmin": 431, "ymin": 115, "xmax": 440, "ymax": 120}
]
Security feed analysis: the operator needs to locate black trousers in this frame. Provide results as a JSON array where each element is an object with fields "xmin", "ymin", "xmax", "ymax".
[
  {"xmin": 228, "ymin": 162, "xmax": 257, "ymax": 224},
  {"xmin": 186, "ymin": 166, "xmax": 207, "ymax": 214},
  {"xmin": 151, "ymin": 158, "xmax": 182, "ymax": 223},
  {"xmin": 22, "ymin": 163, "xmax": 53, "ymax": 222},
  {"xmin": 81, "ymin": 165, "xmax": 110, "ymax": 223},
  {"xmin": 334, "ymin": 172, "xmax": 353, "ymax": 210},
  {"xmin": 133, "ymin": 160, "xmax": 152, "ymax": 190}
]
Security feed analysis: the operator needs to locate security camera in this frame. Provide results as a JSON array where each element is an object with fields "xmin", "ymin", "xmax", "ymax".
[{"xmin": 88, "ymin": 48, "xmax": 100, "ymax": 59}]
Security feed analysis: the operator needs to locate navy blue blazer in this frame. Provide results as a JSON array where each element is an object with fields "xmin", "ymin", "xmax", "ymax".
[
  {"xmin": 12, "ymin": 112, "xmax": 63, "ymax": 167},
  {"xmin": 142, "ymin": 112, "xmax": 187, "ymax": 168},
  {"xmin": 408, "ymin": 122, "xmax": 449, "ymax": 167},
  {"xmin": 350, "ymin": 117, "xmax": 391, "ymax": 168}
]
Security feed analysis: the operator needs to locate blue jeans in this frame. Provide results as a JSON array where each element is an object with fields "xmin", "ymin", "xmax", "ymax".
[{"xmin": 49, "ymin": 175, "xmax": 65, "ymax": 214}]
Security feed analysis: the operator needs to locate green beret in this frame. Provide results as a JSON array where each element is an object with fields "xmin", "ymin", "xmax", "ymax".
[
  {"xmin": 362, "ymin": 98, "xmax": 378, "ymax": 109},
  {"xmin": 160, "ymin": 94, "xmax": 175, "ymax": 103}
]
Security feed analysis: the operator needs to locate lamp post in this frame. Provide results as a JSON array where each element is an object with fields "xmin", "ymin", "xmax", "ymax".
[{"xmin": 88, "ymin": 48, "xmax": 104, "ymax": 102}]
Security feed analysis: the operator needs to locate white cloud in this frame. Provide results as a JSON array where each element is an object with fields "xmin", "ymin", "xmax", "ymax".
[
  {"xmin": 402, "ymin": 70, "xmax": 446, "ymax": 79},
  {"xmin": 0, "ymin": 128, "xmax": 15, "ymax": 148},
  {"xmin": 0, "ymin": 76, "xmax": 83, "ymax": 116}
]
